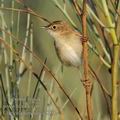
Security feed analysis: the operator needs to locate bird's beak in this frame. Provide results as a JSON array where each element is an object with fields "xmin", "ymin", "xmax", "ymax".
[
  {"xmin": 40, "ymin": 26, "xmax": 49, "ymax": 32},
  {"xmin": 40, "ymin": 26, "xmax": 46, "ymax": 29}
]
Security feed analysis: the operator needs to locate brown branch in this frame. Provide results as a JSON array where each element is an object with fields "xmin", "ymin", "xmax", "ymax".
[
  {"xmin": 32, "ymin": 58, "xmax": 47, "ymax": 98},
  {"xmin": 81, "ymin": 0, "xmax": 93, "ymax": 120},
  {"xmin": 0, "ymin": 7, "xmax": 50, "ymax": 23},
  {"xmin": 32, "ymin": 73, "xmax": 62, "ymax": 114},
  {"xmin": 72, "ymin": 0, "xmax": 82, "ymax": 16}
]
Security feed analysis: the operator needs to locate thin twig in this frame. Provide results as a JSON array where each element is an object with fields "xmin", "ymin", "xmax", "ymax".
[
  {"xmin": 0, "ymin": 74, "xmax": 15, "ymax": 118},
  {"xmin": 61, "ymin": 88, "xmax": 77, "ymax": 110},
  {"xmin": 52, "ymin": 0, "xmax": 77, "ymax": 27},
  {"xmin": 92, "ymin": 24, "xmax": 111, "ymax": 63},
  {"xmin": 72, "ymin": 0, "xmax": 82, "ymax": 16},
  {"xmin": 0, "ymin": 7, "xmax": 50, "ymax": 23},
  {"xmin": 32, "ymin": 73, "xmax": 63, "ymax": 116},
  {"xmin": 32, "ymin": 58, "xmax": 47, "ymax": 98},
  {"xmin": 109, "ymin": 0, "xmax": 120, "ymax": 16},
  {"xmin": 88, "ymin": 65, "xmax": 111, "ymax": 98}
]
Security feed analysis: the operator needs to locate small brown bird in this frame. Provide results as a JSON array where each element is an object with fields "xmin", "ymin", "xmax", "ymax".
[{"xmin": 42, "ymin": 21, "xmax": 83, "ymax": 68}]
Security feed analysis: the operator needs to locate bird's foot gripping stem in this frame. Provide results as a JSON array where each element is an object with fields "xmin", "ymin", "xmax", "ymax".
[
  {"xmin": 82, "ymin": 36, "xmax": 88, "ymax": 43},
  {"xmin": 81, "ymin": 79, "xmax": 93, "ymax": 94}
]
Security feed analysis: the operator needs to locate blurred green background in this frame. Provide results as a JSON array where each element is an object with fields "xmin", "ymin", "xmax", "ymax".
[{"xmin": 0, "ymin": 0, "xmax": 120, "ymax": 120}]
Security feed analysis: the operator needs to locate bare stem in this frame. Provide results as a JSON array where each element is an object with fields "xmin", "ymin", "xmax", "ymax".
[
  {"xmin": 82, "ymin": 0, "xmax": 93, "ymax": 120},
  {"xmin": 112, "ymin": 44, "xmax": 119, "ymax": 120},
  {"xmin": 17, "ymin": 11, "xmax": 30, "ymax": 85},
  {"xmin": 101, "ymin": 0, "xmax": 119, "ymax": 119}
]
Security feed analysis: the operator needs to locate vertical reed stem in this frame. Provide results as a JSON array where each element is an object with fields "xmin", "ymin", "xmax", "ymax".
[
  {"xmin": 112, "ymin": 44, "xmax": 119, "ymax": 120},
  {"xmin": 82, "ymin": 0, "xmax": 93, "ymax": 120}
]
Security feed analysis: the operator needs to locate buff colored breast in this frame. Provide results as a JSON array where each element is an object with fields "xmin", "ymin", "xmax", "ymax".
[{"xmin": 54, "ymin": 33, "xmax": 82, "ymax": 67}]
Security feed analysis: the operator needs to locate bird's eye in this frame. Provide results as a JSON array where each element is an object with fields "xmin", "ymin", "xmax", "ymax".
[{"xmin": 52, "ymin": 25, "xmax": 56, "ymax": 29}]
